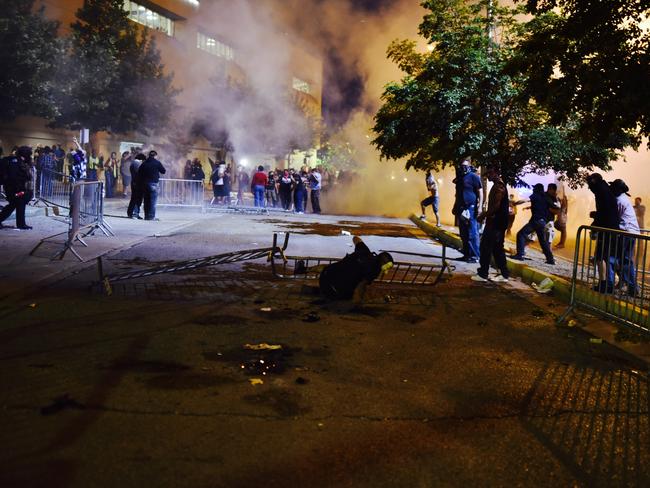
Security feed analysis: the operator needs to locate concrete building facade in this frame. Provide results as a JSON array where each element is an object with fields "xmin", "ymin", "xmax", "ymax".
[{"xmin": 0, "ymin": 0, "xmax": 323, "ymax": 176}]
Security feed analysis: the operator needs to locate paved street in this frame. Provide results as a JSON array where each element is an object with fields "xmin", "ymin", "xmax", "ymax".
[{"xmin": 0, "ymin": 206, "xmax": 648, "ymax": 487}]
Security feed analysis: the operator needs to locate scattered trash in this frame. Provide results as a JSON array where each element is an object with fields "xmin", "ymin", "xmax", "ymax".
[
  {"xmin": 532, "ymin": 277, "xmax": 554, "ymax": 294},
  {"xmin": 317, "ymin": 422, "xmax": 324, "ymax": 429},
  {"xmin": 249, "ymin": 378, "xmax": 264, "ymax": 386},
  {"xmin": 40, "ymin": 394, "xmax": 85, "ymax": 416},
  {"xmin": 477, "ymin": 320, "xmax": 488, "ymax": 327},
  {"xmin": 260, "ymin": 307, "xmax": 272, "ymax": 312},
  {"xmin": 28, "ymin": 303, "xmax": 37, "ymax": 308},
  {"xmin": 295, "ymin": 377, "xmax": 309, "ymax": 385},
  {"xmin": 340, "ymin": 230, "xmax": 351, "ymax": 236},
  {"xmin": 244, "ymin": 343, "xmax": 282, "ymax": 351},
  {"xmin": 567, "ymin": 319, "xmax": 578, "ymax": 328},
  {"xmin": 384, "ymin": 295, "xmax": 394, "ymax": 303},
  {"xmin": 589, "ymin": 338, "xmax": 603, "ymax": 344},
  {"xmin": 532, "ymin": 309, "xmax": 545, "ymax": 318},
  {"xmin": 303, "ymin": 312, "xmax": 320, "ymax": 323},
  {"xmin": 402, "ymin": 379, "xmax": 408, "ymax": 383}
]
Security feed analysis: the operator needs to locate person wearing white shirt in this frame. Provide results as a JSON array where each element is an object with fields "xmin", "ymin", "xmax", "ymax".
[{"xmin": 610, "ymin": 179, "xmax": 639, "ymax": 297}]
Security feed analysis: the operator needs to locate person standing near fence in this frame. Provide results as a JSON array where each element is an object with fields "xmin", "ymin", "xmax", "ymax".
[
  {"xmin": 0, "ymin": 146, "xmax": 33, "ymax": 230},
  {"xmin": 454, "ymin": 161, "xmax": 482, "ymax": 263},
  {"xmin": 127, "ymin": 153, "xmax": 146, "ymax": 219},
  {"xmin": 309, "ymin": 167, "xmax": 322, "ymax": 214},
  {"xmin": 70, "ymin": 137, "xmax": 87, "ymax": 182},
  {"xmin": 609, "ymin": 179, "xmax": 639, "ymax": 297},
  {"xmin": 586, "ymin": 173, "xmax": 620, "ymax": 293},
  {"xmin": 251, "ymin": 165, "xmax": 268, "ymax": 208},
  {"xmin": 120, "ymin": 152, "xmax": 132, "ymax": 197},
  {"xmin": 137, "ymin": 151, "xmax": 165, "ymax": 220},
  {"xmin": 634, "ymin": 197, "xmax": 646, "ymax": 230},
  {"xmin": 104, "ymin": 152, "xmax": 118, "ymax": 198},
  {"xmin": 279, "ymin": 170, "xmax": 293, "ymax": 211},
  {"xmin": 37, "ymin": 146, "xmax": 56, "ymax": 197}
]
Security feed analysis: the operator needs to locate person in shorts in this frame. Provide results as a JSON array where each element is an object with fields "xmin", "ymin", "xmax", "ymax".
[{"xmin": 420, "ymin": 170, "xmax": 440, "ymax": 226}]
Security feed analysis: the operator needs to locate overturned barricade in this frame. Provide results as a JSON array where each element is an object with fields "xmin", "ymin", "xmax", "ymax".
[
  {"xmin": 269, "ymin": 233, "xmax": 452, "ymax": 286},
  {"xmin": 559, "ymin": 225, "xmax": 649, "ymax": 336}
]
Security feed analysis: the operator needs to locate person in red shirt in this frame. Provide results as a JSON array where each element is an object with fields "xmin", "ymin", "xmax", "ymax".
[{"xmin": 251, "ymin": 165, "xmax": 268, "ymax": 207}]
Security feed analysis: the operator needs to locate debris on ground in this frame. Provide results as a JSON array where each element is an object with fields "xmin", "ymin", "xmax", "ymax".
[
  {"xmin": 249, "ymin": 378, "xmax": 264, "ymax": 386},
  {"xmin": 340, "ymin": 230, "xmax": 351, "ymax": 236},
  {"xmin": 244, "ymin": 343, "xmax": 282, "ymax": 351},
  {"xmin": 295, "ymin": 377, "xmax": 309, "ymax": 385},
  {"xmin": 531, "ymin": 277, "xmax": 554, "ymax": 294},
  {"xmin": 589, "ymin": 338, "xmax": 603, "ymax": 344},
  {"xmin": 40, "ymin": 394, "xmax": 85, "ymax": 416},
  {"xmin": 28, "ymin": 303, "xmax": 37, "ymax": 308},
  {"xmin": 260, "ymin": 307, "xmax": 272, "ymax": 312},
  {"xmin": 303, "ymin": 312, "xmax": 320, "ymax": 323},
  {"xmin": 384, "ymin": 295, "xmax": 394, "ymax": 303},
  {"xmin": 532, "ymin": 309, "xmax": 545, "ymax": 318},
  {"xmin": 567, "ymin": 319, "xmax": 578, "ymax": 328}
]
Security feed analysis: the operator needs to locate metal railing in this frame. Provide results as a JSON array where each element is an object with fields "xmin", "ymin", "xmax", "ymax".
[
  {"xmin": 269, "ymin": 233, "xmax": 452, "ymax": 286},
  {"xmin": 158, "ymin": 178, "xmax": 205, "ymax": 209},
  {"xmin": 559, "ymin": 225, "xmax": 649, "ymax": 336},
  {"xmin": 38, "ymin": 168, "xmax": 72, "ymax": 209}
]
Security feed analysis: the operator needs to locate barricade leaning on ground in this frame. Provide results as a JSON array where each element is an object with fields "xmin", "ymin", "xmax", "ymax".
[
  {"xmin": 51, "ymin": 180, "xmax": 114, "ymax": 261},
  {"xmin": 38, "ymin": 168, "xmax": 72, "ymax": 209},
  {"xmin": 559, "ymin": 225, "xmax": 649, "ymax": 336},
  {"xmin": 158, "ymin": 178, "xmax": 205, "ymax": 210}
]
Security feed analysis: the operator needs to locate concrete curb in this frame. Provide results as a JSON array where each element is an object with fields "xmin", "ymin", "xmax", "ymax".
[{"xmin": 409, "ymin": 214, "xmax": 649, "ymax": 324}]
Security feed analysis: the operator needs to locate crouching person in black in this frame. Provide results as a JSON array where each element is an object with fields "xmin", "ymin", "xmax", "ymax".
[
  {"xmin": 0, "ymin": 146, "xmax": 33, "ymax": 230},
  {"xmin": 319, "ymin": 236, "xmax": 394, "ymax": 303}
]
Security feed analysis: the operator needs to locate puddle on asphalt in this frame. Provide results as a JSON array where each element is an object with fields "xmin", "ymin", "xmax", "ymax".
[
  {"xmin": 259, "ymin": 219, "xmax": 415, "ymax": 238},
  {"xmin": 203, "ymin": 345, "xmax": 300, "ymax": 376}
]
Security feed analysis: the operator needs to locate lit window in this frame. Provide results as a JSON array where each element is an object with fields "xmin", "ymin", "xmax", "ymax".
[
  {"xmin": 197, "ymin": 32, "xmax": 235, "ymax": 60},
  {"xmin": 123, "ymin": 0, "xmax": 174, "ymax": 37},
  {"xmin": 292, "ymin": 77, "xmax": 311, "ymax": 94}
]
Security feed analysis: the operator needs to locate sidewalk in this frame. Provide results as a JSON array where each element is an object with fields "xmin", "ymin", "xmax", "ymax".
[{"xmin": 0, "ymin": 199, "xmax": 212, "ymax": 301}]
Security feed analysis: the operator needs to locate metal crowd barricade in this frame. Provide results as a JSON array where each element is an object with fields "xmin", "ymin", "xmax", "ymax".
[
  {"xmin": 33, "ymin": 180, "xmax": 115, "ymax": 261},
  {"xmin": 38, "ymin": 167, "xmax": 72, "ymax": 209},
  {"xmin": 158, "ymin": 178, "xmax": 205, "ymax": 210},
  {"xmin": 559, "ymin": 225, "xmax": 649, "ymax": 336},
  {"xmin": 269, "ymin": 233, "xmax": 452, "ymax": 286}
]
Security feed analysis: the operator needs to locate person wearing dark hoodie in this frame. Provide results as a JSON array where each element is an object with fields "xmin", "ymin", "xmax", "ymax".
[
  {"xmin": 512, "ymin": 183, "xmax": 555, "ymax": 265},
  {"xmin": 137, "ymin": 150, "xmax": 166, "ymax": 220},
  {"xmin": 586, "ymin": 172, "xmax": 620, "ymax": 293},
  {"xmin": 0, "ymin": 146, "xmax": 33, "ymax": 230}
]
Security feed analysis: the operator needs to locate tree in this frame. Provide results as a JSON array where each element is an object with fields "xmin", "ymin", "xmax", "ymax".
[
  {"xmin": 372, "ymin": 0, "xmax": 617, "ymax": 185},
  {"xmin": 513, "ymin": 0, "xmax": 649, "ymax": 149},
  {"xmin": 0, "ymin": 0, "xmax": 65, "ymax": 122},
  {"xmin": 55, "ymin": 0, "xmax": 178, "ymax": 134}
]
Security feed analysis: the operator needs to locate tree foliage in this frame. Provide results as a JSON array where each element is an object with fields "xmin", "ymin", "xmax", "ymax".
[
  {"xmin": 0, "ymin": 0, "xmax": 65, "ymax": 122},
  {"xmin": 513, "ymin": 0, "xmax": 649, "ymax": 149},
  {"xmin": 372, "ymin": 0, "xmax": 619, "ymax": 184},
  {"xmin": 55, "ymin": 0, "xmax": 178, "ymax": 134}
]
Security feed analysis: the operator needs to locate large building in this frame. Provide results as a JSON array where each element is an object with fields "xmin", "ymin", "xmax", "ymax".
[{"xmin": 0, "ymin": 0, "xmax": 323, "ymax": 173}]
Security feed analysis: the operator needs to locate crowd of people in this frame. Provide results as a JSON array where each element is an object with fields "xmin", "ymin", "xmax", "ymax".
[{"xmin": 421, "ymin": 162, "xmax": 646, "ymax": 294}]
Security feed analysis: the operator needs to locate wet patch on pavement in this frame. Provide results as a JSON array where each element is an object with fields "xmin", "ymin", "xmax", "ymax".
[
  {"xmin": 203, "ymin": 344, "xmax": 301, "ymax": 376},
  {"xmin": 259, "ymin": 219, "xmax": 416, "ymax": 238}
]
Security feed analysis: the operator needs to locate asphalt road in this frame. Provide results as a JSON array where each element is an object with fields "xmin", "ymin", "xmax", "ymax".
[{"xmin": 0, "ymin": 211, "xmax": 648, "ymax": 487}]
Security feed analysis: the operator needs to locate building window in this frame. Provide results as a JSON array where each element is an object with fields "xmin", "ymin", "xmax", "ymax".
[
  {"xmin": 197, "ymin": 32, "xmax": 235, "ymax": 61},
  {"xmin": 123, "ymin": 1, "xmax": 174, "ymax": 37},
  {"xmin": 292, "ymin": 77, "xmax": 311, "ymax": 94}
]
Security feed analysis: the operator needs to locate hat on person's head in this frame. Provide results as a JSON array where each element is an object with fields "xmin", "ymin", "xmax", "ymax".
[{"xmin": 610, "ymin": 178, "xmax": 630, "ymax": 196}]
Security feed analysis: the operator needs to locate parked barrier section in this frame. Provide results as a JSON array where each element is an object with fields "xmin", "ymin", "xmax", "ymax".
[
  {"xmin": 559, "ymin": 225, "xmax": 649, "ymax": 336},
  {"xmin": 158, "ymin": 178, "xmax": 205, "ymax": 209}
]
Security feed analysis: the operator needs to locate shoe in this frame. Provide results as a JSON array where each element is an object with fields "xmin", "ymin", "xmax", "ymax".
[
  {"xmin": 510, "ymin": 254, "xmax": 525, "ymax": 261},
  {"xmin": 592, "ymin": 280, "xmax": 614, "ymax": 294},
  {"xmin": 436, "ymin": 223, "xmax": 442, "ymax": 227},
  {"xmin": 17, "ymin": 225, "xmax": 33, "ymax": 230},
  {"xmin": 419, "ymin": 215, "xmax": 426, "ymax": 220},
  {"xmin": 471, "ymin": 274, "xmax": 490, "ymax": 282},
  {"xmin": 465, "ymin": 257, "xmax": 479, "ymax": 263},
  {"xmin": 546, "ymin": 259, "xmax": 556, "ymax": 265},
  {"xmin": 136, "ymin": 216, "xmax": 143, "ymax": 220},
  {"xmin": 492, "ymin": 275, "xmax": 509, "ymax": 283}
]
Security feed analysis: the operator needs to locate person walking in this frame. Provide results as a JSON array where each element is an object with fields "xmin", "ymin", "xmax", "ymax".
[
  {"xmin": 454, "ymin": 160, "xmax": 482, "ymax": 262},
  {"xmin": 251, "ymin": 165, "xmax": 268, "ymax": 208},
  {"xmin": 420, "ymin": 170, "xmax": 440, "ymax": 226},
  {"xmin": 511, "ymin": 183, "xmax": 555, "ymax": 264},
  {"xmin": 127, "ymin": 153, "xmax": 146, "ymax": 219},
  {"xmin": 293, "ymin": 169, "xmax": 308, "ymax": 214},
  {"xmin": 0, "ymin": 146, "xmax": 33, "ymax": 230},
  {"xmin": 309, "ymin": 167, "xmax": 322, "ymax": 214},
  {"xmin": 265, "ymin": 170, "xmax": 278, "ymax": 208},
  {"xmin": 472, "ymin": 166, "xmax": 510, "ymax": 282},
  {"xmin": 137, "ymin": 150, "xmax": 166, "ymax": 220}
]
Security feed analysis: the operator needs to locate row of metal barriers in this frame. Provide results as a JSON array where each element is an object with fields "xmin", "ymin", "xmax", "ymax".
[{"xmin": 559, "ymin": 225, "xmax": 650, "ymax": 337}]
